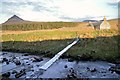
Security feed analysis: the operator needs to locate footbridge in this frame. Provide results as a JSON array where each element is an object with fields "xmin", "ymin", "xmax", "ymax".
[{"xmin": 29, "ymin": 38, "xmax": 79, "ymax": 78}]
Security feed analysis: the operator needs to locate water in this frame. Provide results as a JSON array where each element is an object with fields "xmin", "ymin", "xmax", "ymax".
[{"xmin": 0, "ymin": 52, "xmax": 120, "ymax": 78}]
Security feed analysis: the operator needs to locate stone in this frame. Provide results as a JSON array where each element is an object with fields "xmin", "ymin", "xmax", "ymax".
[
  {"xmin": 109, "ymin": 64, "xmax": 120, "ymax": 74},
  {"xmin": 12, "ymin": 70, "xmax": 17, "ymax": 74},
  {"xmin": 15, "ymin": 60, "xmax": 21, "ymax": 65},
  {"xmin": 24, "ymin": 53, "xmax": 29, "ymax": 56},
  {"xmin": 2, "ymin": 72, "xmax": 10, "ymax": 78},
  {"xmin": 15, "ymin": 69, "xmax": 26, "ymax": 78},
  {"xmin": 68, "ymin": 58, "xmax": 74, "ymax": 62},
  {"xmin": 32, "ymin": 57, "xmax": 43, "ymax": 62},
  {"xmin": 6, "ymin": 61, "xmax": 9, "ymax": 65},
  {"xmin": 64, "ymin": 65, "xmax": 68, "ymax": 68},
  {"xmin": 90, "ymin": 68, "xmax": 97, "ymax": 72},
  {"xmin": 3, "ymin": 58, "xmax": 8, "ymax": 62}
]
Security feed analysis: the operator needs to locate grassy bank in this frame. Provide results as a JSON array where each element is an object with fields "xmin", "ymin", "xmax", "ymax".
[
  {"xmin": 2, "ymin": 39, "xmax": 74, "ymax": 57},
  {"xmin": 1, "ymin": 29, "xmax": 118, "ymax": 42},
  {"xmin": 2, "ymin": 30, "xmax": 77, "ymax": 42},
  {"xmin": 1, "ymin": 33, "xmax": 119, "ymax": 63},
  {"xmin": 66, "ymin": 36, "xmax": 119, "ymax": 62}
]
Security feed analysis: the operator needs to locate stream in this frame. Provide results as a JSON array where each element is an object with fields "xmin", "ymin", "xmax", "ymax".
[{"xmin": 0, "ymin": 52, "xmax": 120, "ymax": 79}]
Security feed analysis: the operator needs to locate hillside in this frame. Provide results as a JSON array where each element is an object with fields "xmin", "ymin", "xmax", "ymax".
[
  {"xmin": 3, "ymin": 15, "xmax": 25, "ymax": 24},
  {"xmin": 83, "ymin": 20, "xmax": 98, "ymax": 22},
  {"xmin": 1, "ymin": 15, "xmax": 119, "ymax": 31},
  {"xmin": 108, "ymin": 18, "xmax": 119, "ymax": 30},
  {"xmin": 2, "ymin": 15, "xmax": 80, "ymax": 31}
]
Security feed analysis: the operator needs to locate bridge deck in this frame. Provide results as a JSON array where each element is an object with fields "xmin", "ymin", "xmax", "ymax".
[{"xmin": 39, "ymin": 38, "xmax": 79, "ymax": 70}]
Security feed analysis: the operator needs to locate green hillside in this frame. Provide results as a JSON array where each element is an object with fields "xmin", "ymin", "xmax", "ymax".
[{"xmin": 2, "ymin": 22, "xmax": 79, "ymax": 31}]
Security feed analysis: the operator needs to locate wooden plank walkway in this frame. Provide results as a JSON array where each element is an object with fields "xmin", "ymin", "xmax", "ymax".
[
  {"xmin": 27, "ymin": 38, "xmax": 79, "ymax": 78},
  {"xmin": 39, "ymin": 38, "xmax": 79, "ymax": 70}
]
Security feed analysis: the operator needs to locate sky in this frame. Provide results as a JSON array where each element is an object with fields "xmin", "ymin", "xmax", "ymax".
[{"xmin": 0, "ymin": 0, "xmax": 119, "ymax": 23}]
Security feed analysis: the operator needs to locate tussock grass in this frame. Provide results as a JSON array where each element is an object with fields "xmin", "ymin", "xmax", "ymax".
[
  {"xmin": 2, "ymin": 39, "xmax": 74, "ymax": 57},
  {"xmin": 65, "ymin": 36, "xmax": 119, "ymax": 62}
]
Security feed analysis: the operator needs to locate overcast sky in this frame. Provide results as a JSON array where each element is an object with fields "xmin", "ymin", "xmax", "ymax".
[{"xmin": 0, "ymin": 0, "xmax": 119, "ymax": 23}]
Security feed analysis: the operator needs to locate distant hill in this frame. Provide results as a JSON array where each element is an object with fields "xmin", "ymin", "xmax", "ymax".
[
  {"xmin": 83, "ymin": 20, "xmax": 98, "ymax": 22},
  {"xmin": 3, "ymin": 15, "xmax": 26, "ymax": 24}
]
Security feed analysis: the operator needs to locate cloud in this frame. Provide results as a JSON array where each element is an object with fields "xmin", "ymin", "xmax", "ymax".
[
  {"xmin": 59, "ymin": 16, "xmax": 107, "ymax": 22},
  {"xmin": 0, "ymin": 0, "xmax": 119, "ymax": 23},
  {"xmin": 107, "ymin": 0, "xmax": 119, "ymax": 8},
  {"xmin": 107, "ymin": 0, "xmax": 119, "ymax": 3},
  {"xmin": 108, "ymin": 3, "xmax": 118, "ymax": 6}
]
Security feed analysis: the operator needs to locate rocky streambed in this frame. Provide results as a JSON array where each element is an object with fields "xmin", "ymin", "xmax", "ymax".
[{"xmin": 0, "ymin": 52, "xmax": 120, "ymax": 79}]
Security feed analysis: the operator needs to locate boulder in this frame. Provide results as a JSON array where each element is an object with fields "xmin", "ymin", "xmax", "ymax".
[
  {"xmin": 32, "ymin": 57, "xmax": 43, "ymax": 62},
  {"xmin": 15, "ymin": 60, "xmax": 21, "ymax": 65},
  {"xmin": 2, "ymin": 72, "xmax": 10, "ymax": 78},
  {"xmin": 6, "ymin": 61, "xmax": 9, "ymax": 65},
  {"xmin": 90, "ymin": 68, "xmax": 97, "ymax": 72},
  {"xmin": 24, "ymin": 53, "xmax": 29, "ymax": 56},
  {"xmin": 15, "ymin": 69, "xmax": 26, "ymax": 78},
  {"xmin": 2, "ymin": 52, "xmax": 7, "ymax": 55},
  {"xmin": 109, "ymin": 64, "xmax": 120, "ymax": 74},
  {"xmin": 12, "ymin": 70, "xmax": 17, "ymax": 74},
  {"xmin": 68, "ymin": 58, "xmax": 74, "ymax": 62},
  {"xmin": 67, "ymin": 68, "xmax": 77, "ymax": 78},
  {"xmin": 3, "ymin": 58, "xmax": 8, "ymax": 62},
  {"xmin": 64, "ymin": 65, "xmax": 68, "ymax": 68}
]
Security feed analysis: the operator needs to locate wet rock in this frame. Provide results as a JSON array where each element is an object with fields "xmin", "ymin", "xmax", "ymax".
[
  {"xmin": 67, "ymin": 73, "xmax": 77, "ymax": 79},
  {"xmin": 87, "ymin": 67, "xmax": 90, "ymax": 71},
  {"xmin": 6, "ymin": 61, "xmax": 9, "ymax": 65},
  {"xmin": 2, "ymin": 72, "xmax": 10, "ymax": 78},
  {"xmin": 38, "ymin": 69, "xmax": 44, "ymax": 75},
  {"xmin": 103, "ymin": 74, "xmax": 106, "ymax": 76},
  {"xmin": 15, "ymin": 60, "xmax": 21, "ymax": 65},
  {"xmin": 36, "ymin": 64, "xmax": 40, "ymax": 67},
  {"xmin": 101, "ymin": 71, "xmax": 106, "ymax": 73},
  {"xmin": 64, "ymin": 65, "xmax": 68, "ymax": 68},
  {"xmin": 109, "ymin": 64, "xmax": 120, "ymax": 74},
  {"xmin": 67, "ymin": 68, "xmax": 77, "ymax": 78},
  {"xmin": 20, "ymin": 69, "xmax": 26, "ymax": 72},
  {"xmin": 15, "ymin": 69, "xmax": 26, "ymax": 78},
  {"xmin": 27, "ymin": 64, "xmax": 30, "ymax": 65},
  {"xmin": 12, "ymin": 70, "xmax": 17, "ymax": 74},
  {"xmin": 0, "ymin": 59, "xmax": 3, "ymax": 63},
  {"xmin": 3, "ymin": 58, "xmax": 8, "ymax": 62},
  {"xmin": 24, "ymin": 53, "xmax": 29, "ymax": 56},
  {"xmin": 32, "ymin": 57, "xmax": 43, "ymax": 62},
  {"xmin": 12, "ymin": 56, "xmax": 16, "ymax": 59},
  {"xmin": 31, "ymin": 70, "xmax": 34, "ymax": 72},
  {"xmin": 68, "ymin": 58, "xmax": 74, "ymax": 62},
  {"xmin": 90, "ymin": 68, "xmax": 97, "ymax": 72},
  {"xmin": 2, "ymin": 52, "xmax": 7, "ymax": 55}
]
